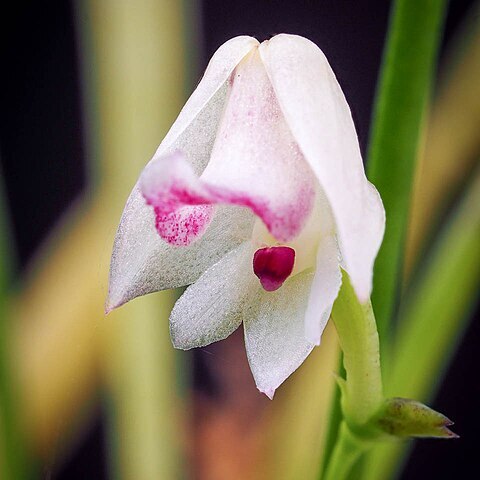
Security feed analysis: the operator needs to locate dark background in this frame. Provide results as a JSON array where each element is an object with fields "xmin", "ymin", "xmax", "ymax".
[{"xmin": 1, "ymin": 1, "xmax": 477, "ymax": 479}]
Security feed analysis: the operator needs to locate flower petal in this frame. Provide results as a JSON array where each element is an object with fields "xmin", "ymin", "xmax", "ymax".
[
  {"xmin": 304, "ymin": 234, "xmax": 342, "ymax": 345},
  {"xmin": 260, "ymin": 34, "xmax": 385, "ymax": 301},
  {"xmin": 170, "ymin": 242, "xmax": 257, "ymax": 349},
  {"xmin": 243, "ymin": 271, "xmax": 315, "ymax": 398},
  {"xmin": 107, "ymin": 36, "xmax": 259, "ymax": 311},
  {"xmin": 106, "ymin": 186, "xmax": 254, "ymax": 312},
  {"xmin": 200, "ymin": 49, "xmax": 316, "ymax": 242},
  {"xmin": 157, "ymin": 35, "xmax": 259, "ymax": 171}
]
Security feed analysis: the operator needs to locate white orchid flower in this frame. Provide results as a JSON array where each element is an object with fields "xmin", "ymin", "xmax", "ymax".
[{"xmin": 106, "ymin": 34, "xmax": 385, "ymax": 399}]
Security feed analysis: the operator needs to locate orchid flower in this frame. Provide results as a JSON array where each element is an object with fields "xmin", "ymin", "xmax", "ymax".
[{"xmin": 106, "ymin": 34, "xmax": 385, "ymax": 398}]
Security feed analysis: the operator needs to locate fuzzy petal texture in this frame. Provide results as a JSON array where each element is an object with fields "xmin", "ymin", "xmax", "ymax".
[
  {"xmin": 140, "ymin": 151, "xmax": 215, "ymax": 246},
  {"xmin": 170, "ymin": 242, "xmax": 257, "ymax": 349},
  {"xmin": 260, "ymin": 34, "xmax": 385, "ymax": 301},
  {"xmin": 107, "ymin": 185, "xmax": 254, "ymax": 311},
  {"xmin": 107, "ymin": 37, "xmax": 259, "ymax": 310},
  {"xmin": 304, "ymin": 233, "xmax": 342, "ymax": 345},
  {"xmin": 157, "ymin": 36, "xmax": 259, "ymax": 164},
  {"xmin": 201, "ymin": 49, "xmax": 316, "ymax": 242},
  {"xmin": 243, "ymin": 270, "xmax": 315, "ymax": 398}
]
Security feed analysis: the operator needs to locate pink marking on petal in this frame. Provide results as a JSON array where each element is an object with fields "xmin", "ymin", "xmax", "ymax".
[
  {"xmin": 141, "ymin": 153, "xmax": 215, "ymax": 246},
  {"xmin": 154, "ymin": 205, "xmax": 213, "ymax": 246},
  {"xmin": 205, "ymin": 184, "xmax": 314, "ymax": 242},
  {"xmin": 253, "ymin": 246, "xmax": 295, "ymax": 292},
  {"xmin": 141, "ymin": 150, "xmax": 314, "ymax": 248}
]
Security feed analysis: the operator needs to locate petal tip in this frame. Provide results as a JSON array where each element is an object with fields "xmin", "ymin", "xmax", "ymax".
[
  {"xmin": 169, "ymin": 315, "xmax": 201, "ymax": 351},
  {"xmin": 105, "ymin": 279, "xmax": 131, "ymax": 314},
  {"xmin": 169, "ymin": 328, "xmax": 190, "ymax": 351},
  {"xmin": 306, "ymin": 333, "xmax": 321, "ymax": 347},
  {"xmin": 258, "ymin": 387, "xmax": 276, "ymax": 400},
  {"xmin": 104, "ymin": 296, "xmax": 124, "ymax": 315}
]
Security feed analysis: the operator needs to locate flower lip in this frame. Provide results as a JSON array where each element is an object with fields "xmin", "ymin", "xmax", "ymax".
[{"xmin": 253, "ymin": 246, "xmax": 295, "ymax": 292}]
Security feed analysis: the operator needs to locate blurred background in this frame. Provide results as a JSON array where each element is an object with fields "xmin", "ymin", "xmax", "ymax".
[{"xmin": 0, "ymin": 1, "xmax": 478, "ymax": 479}]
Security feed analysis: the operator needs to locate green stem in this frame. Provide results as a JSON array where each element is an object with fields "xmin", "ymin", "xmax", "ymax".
[
  {"xmin": 367, "ymin": 0, "xmax": 448, "ymax": 357},
  {"xmin": 332, "ymin": 272, "xmax": 383, "ymax": 427},
  {"xmin": 322, "ymin": 271, "xmax": 384, "ymax": 480},
  {"xmin": 323, "ymin": 422, "xmax": 367, "ymax": 480},
  {"xmin": 319, "ymin": 356, "xmax": 345, "ymax": 478}
]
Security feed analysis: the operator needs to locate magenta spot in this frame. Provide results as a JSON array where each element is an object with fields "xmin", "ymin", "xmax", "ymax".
[
  {"xmin": 253, "ymin": 246, "xmax": 295, "ymax": 292},
  {"xmin": 154, "ymin": 205, "xmax": 213, "ymax": 246}
]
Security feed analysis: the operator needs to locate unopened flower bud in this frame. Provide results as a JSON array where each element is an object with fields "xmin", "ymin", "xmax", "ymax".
[{"xmin": 373, "ymin": 397, "xmax": 458, "ymax": 439}]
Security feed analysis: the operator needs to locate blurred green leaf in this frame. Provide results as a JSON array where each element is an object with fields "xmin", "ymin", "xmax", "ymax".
[
  {"xmin": 405, "ymin": 5, "xmax": 480, "ymax": 275},
  {"xmin": 390, "ymin": 170, "xmax": 480, "ymax": 400},
  {"xmin": 76, "ymin": 1, "xmax": 196, "ymax": 478},
  {"xmin": 367, "ymin": 0, "xmax": 448, "ymax": 354},
  {"xmin": 0, "ymin": 167, "xmax": 31, "ymax": 479}
]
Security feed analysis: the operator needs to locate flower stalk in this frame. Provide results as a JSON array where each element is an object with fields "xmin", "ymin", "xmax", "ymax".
[
  {"xmin": 324, "ymin": 270, "xmax": 459, "ymax": 479},
  {"xmin": 332, "ymin": 271, "xmax": 383, "ymax": 428},
  {"xmin": 323, "ymin": 422, "xmax": 369, "ymax": 480},
  {"xmin": 323, "ymin": 271, "xmax": 383, "ymax": 480}
]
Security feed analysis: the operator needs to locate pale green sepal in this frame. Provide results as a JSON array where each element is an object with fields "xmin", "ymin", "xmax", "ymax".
[{"xmin": 373, "ymin": 397, "xmax": 458, "ymax": 439}]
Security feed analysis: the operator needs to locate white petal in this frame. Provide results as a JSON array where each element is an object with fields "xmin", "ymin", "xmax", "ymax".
[
  {"xmin": 304, "ymin": 234, "xmax": 342, "ymax": 345},
  {"xmin": 106, "ymin": 186, "xmax": 254, "ymax": 311},
  {"xmin": 243, "ymin": 271, "xmax": 315, "ymax": 398},
  {"xmin": 260, "ymin": 34, "xmax": 385, "ymax": 301},
  {"xmin": 170, "ymin": 242, "xmax": 257, "ymax": 349},
  {"xmin": 107, "ymin": 36, "xmax": 259, "ymax": 310},
  {"xmin": 201, "ymin": 49, "xmax": 316, "ymax": 242},
  {"xmin": 157, "ymin": 36, "xmax": 259, "ymax": 169}
]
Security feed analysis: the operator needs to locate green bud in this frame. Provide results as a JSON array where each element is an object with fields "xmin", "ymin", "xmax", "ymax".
[{"xmin": 373, "ymin": 397, "xmax": 458, "ymax": 439}]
